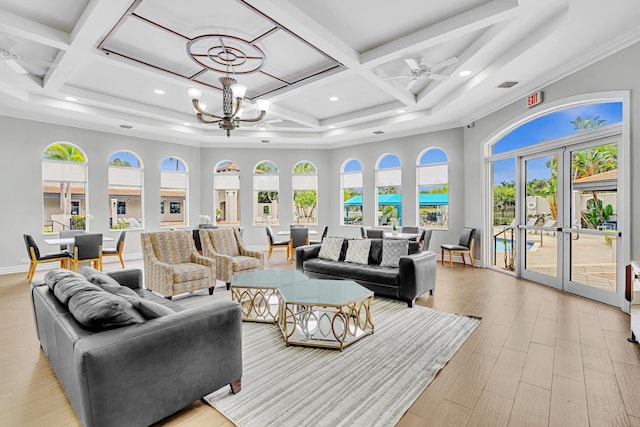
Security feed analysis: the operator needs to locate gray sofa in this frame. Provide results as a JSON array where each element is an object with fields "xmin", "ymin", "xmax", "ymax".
[
  {"xmin": 296, "ymin": 238, "xmax": 436, "ymax": 307},
  {"xmin": 30, "ymin": 268, "xmax": 242, "ymax": 427}
]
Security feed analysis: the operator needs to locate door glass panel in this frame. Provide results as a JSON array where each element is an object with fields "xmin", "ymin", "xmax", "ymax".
[
  {"xmin": 524, "ymin": 155, "xmax": 558, "ymax": 277},
  {"xmin": 569, "ymin": 143, "xmax": 618, "ymax": 293},
  {"xmin": 491, "ymin": 158, "xmax": 516, "ymax": 271}
]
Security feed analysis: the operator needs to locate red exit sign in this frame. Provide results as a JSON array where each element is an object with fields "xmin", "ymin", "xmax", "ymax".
[{"xmin": 527, "ymin": 91, "xmax": 543, "ymax": 108}]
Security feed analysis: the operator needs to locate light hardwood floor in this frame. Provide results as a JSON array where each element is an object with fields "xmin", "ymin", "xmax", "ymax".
[{"xmin": 2, "ymin": 253, "xmax": 640, "ymax": 426}]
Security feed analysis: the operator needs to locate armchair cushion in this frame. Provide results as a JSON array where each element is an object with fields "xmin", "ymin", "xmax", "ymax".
[
  {"xmin": 173, "ymin": 263, "xmax": 211, "ymax": 282},
  {"xmin": 232, "ymin": 256, "xmax": 262, "ymax": 272}
]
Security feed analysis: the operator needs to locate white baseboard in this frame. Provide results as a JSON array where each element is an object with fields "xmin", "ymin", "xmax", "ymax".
[{"xmin": 0, "ymin": 253, "xmax": 143, "ymax": 276}]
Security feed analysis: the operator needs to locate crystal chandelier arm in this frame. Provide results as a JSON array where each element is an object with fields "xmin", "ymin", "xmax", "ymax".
[
  {"xmin": 192, "ymin": 100, "xmax": 224, "ymax": 120},
  {"xmin": 237, "ymin": 110, "xmax": 267, "ymax": 123}
]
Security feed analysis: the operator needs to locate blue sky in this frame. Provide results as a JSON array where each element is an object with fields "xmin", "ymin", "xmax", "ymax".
[
  {"xmin": 493, "ymin": 102, "xmax": 622, "ymax": 185},
  {"xmin": 109, "ymin": 151, "xmax": 140, "ymax": 167}
]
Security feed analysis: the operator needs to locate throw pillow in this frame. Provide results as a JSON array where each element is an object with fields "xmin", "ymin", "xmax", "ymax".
[
  {"xmin": 68, "ymin": 288, "xmax": 145, "ymax": 330},
  {"xmin": 53, "ymin": 277, "xmax": 103, "ymax": 305},
  {"xmin": 380, "ymin": 240, "xmax": 409, "ymax": 267},
  {"xmin": 344, "ymin": 239, "xmax": 371, "ymax": 265},
  {"xmin": 126, "ymin": 297, "xmax": 175, "ymax": 320},
  {"xmin": 318, "ymin": 237, "xmax": 344, "ymax": 261},
  {"xmin": 82, "ymin": 267, "xmax": 139, "ymax": 298}
]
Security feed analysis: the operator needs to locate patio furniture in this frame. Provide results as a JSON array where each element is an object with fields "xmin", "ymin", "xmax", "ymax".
[
  {"xmin": 140, "ymin": 231, "xmax": 215, "ymax": 299},
  {"xmin": 102, "ymin": 230, "xmax": 126, "ymax": 268},
  {"xmin": 24, "ymin": 234, "xmax": 68, "ymax": 281},
  {"xmin": 441, "ymin": 227, "xmax": 476, "ymax": 268},
  {"xmin": 200, "ymin": 228, "xmax": 264, "ymax": 289}
]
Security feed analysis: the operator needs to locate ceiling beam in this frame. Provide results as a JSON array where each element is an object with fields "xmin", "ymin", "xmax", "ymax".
[
  {"xmin": 0, "ymin": 10, "xmax": 70, "ymax": 50},
  {"xmin": 43, "ymin": 0, "xmax": 131, "ymax": 91},
  {"xmin": 360, "ymin": 0, "xmax": 520, "ymax": 68}
]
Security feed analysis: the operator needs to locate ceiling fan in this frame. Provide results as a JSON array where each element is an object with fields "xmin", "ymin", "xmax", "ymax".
[
  {"xmin": 0, "ymin": 35, "xmax": 28, "ymax": 74},
  {"xmin": 383, "ymin": 57, "xmax": 458, "ymax": 90}
]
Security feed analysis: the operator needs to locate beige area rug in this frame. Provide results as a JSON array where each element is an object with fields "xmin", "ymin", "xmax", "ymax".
[{"xmin": 175, "ymin": 290, "xmax": 480, "ymax": 427}]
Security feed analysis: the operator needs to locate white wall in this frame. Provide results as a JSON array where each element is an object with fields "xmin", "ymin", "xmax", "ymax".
[
  {"xmin": 464, "ymin": 40, "xmax": 640, "ymax": 262},
  {"xmin": 1, "ymin": 116, "xmax": 202, "ymax": 273}
]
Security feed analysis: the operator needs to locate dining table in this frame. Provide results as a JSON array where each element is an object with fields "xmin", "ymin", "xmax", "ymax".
[
  {"xmin": 44, "ymin": 236, "xmax": 114, "ymax": 246},
  {"xmin": 383, "ymin": 232, "xmax": 420, "ymax": 240},
  {"xmin": 276, "ymin": 230, "xmax": 319, "ymax": 236}
]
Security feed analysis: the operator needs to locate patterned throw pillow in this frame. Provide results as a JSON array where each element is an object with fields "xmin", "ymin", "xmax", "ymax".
[
  {"xmin": 318, "ymin": 237, "xmax": 344, "ymax": 261},
  {"xmin": 380, "ymin": 240, "xmax": 409, "ymax": 267},
  {"xmin": 344, "ymin": 239, "xmax": 371, "ymax": 265}
]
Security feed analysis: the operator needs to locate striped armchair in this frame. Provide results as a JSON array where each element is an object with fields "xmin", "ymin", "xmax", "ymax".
[
  {"xmin": 140, "ymin": 231, "xmax": 216, "ymax": 299},
  {"xmin": 200, "ymin": 228, "xmax": 264, "ymax": 290}
]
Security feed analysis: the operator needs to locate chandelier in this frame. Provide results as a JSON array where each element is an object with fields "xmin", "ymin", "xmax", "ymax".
[{"xmin": 187, "ymin": 78, "xmax": 269, "ymax": 137}]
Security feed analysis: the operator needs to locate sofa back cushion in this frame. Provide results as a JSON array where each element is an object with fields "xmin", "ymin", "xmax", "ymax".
[
  {"xmin": 150, "ymin": 231, "xmax": 192, "ymax": 264},
  {"xmin": 367, "ymin": 239, "xmax": 421, "ymax": 265}
]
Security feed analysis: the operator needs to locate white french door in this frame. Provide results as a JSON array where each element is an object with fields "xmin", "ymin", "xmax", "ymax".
[{"xmin": 517, "ymin": 133, "xmax": 622, "ymax": 306}]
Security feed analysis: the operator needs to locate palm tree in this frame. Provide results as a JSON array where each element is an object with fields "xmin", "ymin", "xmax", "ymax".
[{"xmin": 571, "ymin": 115, "xmax": 607, "ymax": 131}]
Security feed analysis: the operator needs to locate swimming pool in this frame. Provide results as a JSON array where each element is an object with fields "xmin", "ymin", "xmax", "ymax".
[{"xmin": 494, "ymin": 237, "xmax": 534, "ymax": 252}]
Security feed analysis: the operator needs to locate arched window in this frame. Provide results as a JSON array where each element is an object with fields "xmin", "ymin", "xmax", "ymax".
[
  {"xmin": 160, "ymin": 157, "xmax": 188, "ymax": 228},
  {"xmin": 417, "ymin": 148, "xmax": 449, "ymax": 229},
  {"xmin": 292, "ymin": 161, "xmax": 318, "ymax": 225},
  {"xmin": 341, "ymin": 159, "xmax": 363, "ymax": 226},
  {"xmin": 214, "ymin": 160, "xmax": 240, "ymax": 225},
  {"xmin": 376, "ymin": 154, "xmax": 402, "ymax": 227},
  {"xmin": 493, "ymin": 101, "xmax": 622, "ymax": 155},
  {"xmin": 42, "ymin": 142, "xmax": 88, "ymax": 232},
  {"xmin": 253, "ymin": 160, "xmax": 279, "ymax": 226},
  {"xmin": 108, "ymin": 151, "xmax": 143, "ymax": 230}
]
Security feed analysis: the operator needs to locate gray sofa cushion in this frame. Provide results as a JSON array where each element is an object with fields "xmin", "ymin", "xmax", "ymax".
[
  {"xmin": 83, "ymin": 267, "xmax": 139, "ymax": 298},
  {"xmin": 68, "ymin": 288, "xmax": 145, "ymax": 330},
  {"xmin": 302, "ymin": 258, "xmax": 400, "ymax": 286},
  {"xmin": 126, "ymin": 297, "xmax": 175, "ymax": 319}
]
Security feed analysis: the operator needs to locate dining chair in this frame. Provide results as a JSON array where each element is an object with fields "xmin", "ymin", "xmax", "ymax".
[
  {"xmin": 360, "ymin": 226, "xmax": 371, "ymax": 238},
  {"xmin": 59, "ymin": 230, "xmax": 85, "ymax": 252},
  {"xmin": 401, "ymin": 226, "xmax": 419, "ymax": 234},
  {"xmin": 366, "ymin": 229, "xmax": 384, "ymax": 239},
  {"xmin": 419, "ymin": 229, "xmax": 433, "ymax": 251},
  {"xmin": 102, "ymin": 230, "xmax": 126, "ymax": 268},
  {"xmin": 289, "ymin": 227, "xmax": 309, "ymax": 263},
  {"xmin": 24, "ymin": 234, "xmax": 68, "ymax": 282},
  {"xmin": 440, "ymin": 227, "xmax": 476, "ymax": 268},
  {"xmin": 69, "ymin": 233, "xmax": 103, "ymax": 272},
  {"xmin": 310, "ymin": 225, "xmax": 328, "ymax": 245},
  {"xmin": 266, "ymin": 226, "xmax": 289, "ymax": 261}
]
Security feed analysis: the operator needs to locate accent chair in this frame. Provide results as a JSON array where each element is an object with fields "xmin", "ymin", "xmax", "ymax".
[
  {"xmin": 200, "ymin": 228, "xmax": 264, "ymax": 289},
  {"xmin": 68, "ymin": 233, "xmax": 103, "ymax": 272},
  {"xmin": 140, "ymin": 230, "xmax": 215, "ymax": 299}
]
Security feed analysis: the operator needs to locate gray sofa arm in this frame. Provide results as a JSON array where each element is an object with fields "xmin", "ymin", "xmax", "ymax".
[
  {"xmin": 398, "ymin": 250, "xmax": 437, "ymax": 307},
  {"xmin": 71, "ymin": 300, "xmax": 242, "ymax": 427},
  {"xmin": 295, "ymin": 244, "xmax": 322, "ymax": 270}
]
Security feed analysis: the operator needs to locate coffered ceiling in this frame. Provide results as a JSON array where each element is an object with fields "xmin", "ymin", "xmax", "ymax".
[{"xmin": 0, "ymin": 0, "xmax": 639, "ymax": 148}]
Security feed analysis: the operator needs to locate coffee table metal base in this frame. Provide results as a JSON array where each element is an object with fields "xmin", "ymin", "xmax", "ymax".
[
  {"xmin": 231, "ymin": 287, "xmax": 280, "ymax": 323},
  {"xmin": 279, "ymin": 294, "xmax": 375, "ymax": 351}
]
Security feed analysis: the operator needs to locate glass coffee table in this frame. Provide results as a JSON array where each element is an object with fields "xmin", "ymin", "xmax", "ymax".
[
  {"xmin": 230, "ymin": 270, "xmax": 308, "ymax": 323},
  {"xmin": 277, "ymin": 279, "xmax": 375, "ymax": 351}
]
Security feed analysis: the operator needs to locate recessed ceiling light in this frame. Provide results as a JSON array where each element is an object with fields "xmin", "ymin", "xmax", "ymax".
[
  {"xmin": 259, "ymin": 127, "xmax": 267, "ymax": 131},
  {"xmin": 329, "ymin": 96, "xmax": 339, "ymax": 101},
  {"xmin": 397, "ymin": 109, "xmax": 405, "ymax": 114},
  {"xmin": 65, "ymin": 96, "xmax": 77, "ymax": 102},
  {"xmin": 458, "ymin": 70, "xmax": 472, "ymax": 77},
  {"xmin": 154, "ymin": 89, "xmax": 165, "ymax": 95},
  {"xmin": 329, "ymin": 125, "xmax": 336, "ymax": 129},
  {"xmin": 183, "ymin": 122, "xmax": 191, "ymax": 126}
]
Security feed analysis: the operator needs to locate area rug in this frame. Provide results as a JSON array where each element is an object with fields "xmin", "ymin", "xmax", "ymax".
[{"xmin": 175, "ymin": 290, "xmax": 480, "ymax": 427}]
